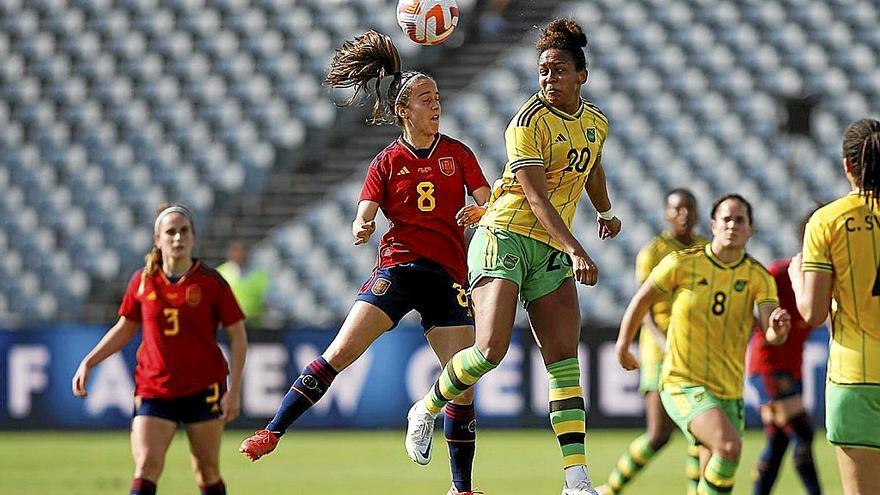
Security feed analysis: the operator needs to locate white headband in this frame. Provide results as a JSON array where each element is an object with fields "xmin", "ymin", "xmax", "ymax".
[
  {"xmin": 394, "ymin": 72, "xmax": 427, "ymax": 108},
  {"xmin": 154, "ymin": 206, "xmax": 194, "ymax": 234}
]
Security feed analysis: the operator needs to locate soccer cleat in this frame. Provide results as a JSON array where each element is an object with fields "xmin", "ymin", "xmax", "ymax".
[
  {"xmin": 239, "ymin": 429, "xmax": 279, "ymax": 462},
  {"xmin": 561, "ymin": 478, "xmax": 599, "ymax": 495},
  {"xmin": 447, "ymin": 487, "xmax": 484, "ymax": 495},
  {"xmin": 405, "ymin": 401, "xmax": 436, "ymax": 465}
]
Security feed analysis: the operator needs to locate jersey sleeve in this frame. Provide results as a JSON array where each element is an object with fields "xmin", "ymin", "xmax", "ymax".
[
  {"xmin": 459, "ymin": 144, "xmax": 490, "ymax": 194},
  {"xmin": 359, "ymin": 154, "xmax": 387, "ymax": 205},
  {"xmin": 648, "ymin": 253, "xmax": 679, "ymax": 294},
  {"xmin": 216, "ymin": 277, "xmax": 245, "ymax": 326},
  {"xmin": 118, "ymin": 270, "xmax": 143, "ymax": 322},
  {"xmin": 635, "ymin": 244, "xmax": 656, "ymax": 283},
  {"xmin": 801, "ymin": 214, "xmax": 833, "ymax": 273},
  {"xmin": 754, "ymin": 267, "xmax": 780, "ymax": 308},
  {"xmin": 504, "ymin": 121, "xmax": 544, "ymax": 171}
]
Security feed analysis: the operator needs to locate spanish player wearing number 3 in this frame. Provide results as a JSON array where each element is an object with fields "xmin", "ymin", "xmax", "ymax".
[
  {"xmin": 72, "ymin": 203, "xmax": 248, "ymax": 495},
  {"xmin": 238, "ymin": 31, "xmax": 490, "ymax": 495},
  {"xmin": 407, "ymin": 18, "xmax": 621, "ymax": 495},
  {"xmin": 789, "ymin": 118, "xmax": 880, "ymax": 495},
  {"xmin": 615, "ymin": 194, "xmax": 791, "ymax": 495}
]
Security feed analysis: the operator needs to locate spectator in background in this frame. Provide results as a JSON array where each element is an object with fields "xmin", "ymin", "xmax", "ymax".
[{"xmin": 217, "ymin": 240, "xmax": 270, "ymax": 328}]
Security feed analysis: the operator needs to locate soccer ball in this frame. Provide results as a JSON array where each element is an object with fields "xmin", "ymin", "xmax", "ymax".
[{"xmin": 396, "ymin": 0, "xmax": 460, "ymax": 46}]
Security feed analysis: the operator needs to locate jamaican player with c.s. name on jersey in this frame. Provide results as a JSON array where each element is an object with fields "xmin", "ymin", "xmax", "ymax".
[
  {"xmin": 789, "ymin": 118, "xmax": 880, "ymax": 495},
  {"xmin": 407, "ymin": 18, "xmax": 621, "ymax": 495},
  {"xmin": 615, "ymin": 194, "xmax": 791, "ymax": 495}
]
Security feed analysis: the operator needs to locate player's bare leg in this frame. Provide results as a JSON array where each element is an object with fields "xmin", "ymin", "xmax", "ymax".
[
  {"xmin": 427, "ymin": 324, "xmax": 479, "ymax": 494},
  {"xmin": 130, "ymin": 415, "xmax": 177, "ymax": 493},
  {"xmin": 409, "ymin": 278, "xmax": 517, "ymax": 465},
  {"xmin": 241, "ymin": 301, "xmax": 392, "ymax": 461},
  {"xmin": 688, "ymin": 408, "xmax": 741, "ymax": 495},
  {"xmin": 184, "ymin": 418, "xmax": 224, "ymax": 492},
  {"xmin": 836, "ymin": 447, "xmax": 880, "ymax": 495},
  {"xmin": 529, "ymin": 279, "xmax": 597, "ymax": 495}
]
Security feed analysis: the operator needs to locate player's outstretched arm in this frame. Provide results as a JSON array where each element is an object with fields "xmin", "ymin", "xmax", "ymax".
[
  {"xmin": 584, "ymin": 161, "xmax": 621, "ymax": 239},
  {"xmin": 616, "ymin": 281, "xmax": 661, "ymax": 370},
  {"xmin": 352, "ymin": 200, "xmax": 380, "ymax": 246},
  {"xmin": 72, "ymin": 317, "xmax": 139, "ymax": 397},
  {"xmin": 455, "ymin": 186, "xmax": 490, "ymax": 227}
]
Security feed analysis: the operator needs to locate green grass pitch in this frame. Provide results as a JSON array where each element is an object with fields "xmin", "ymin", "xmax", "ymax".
[{"xmin": 0, "ymin": 429, "xmax": 842, "ymax": 494}]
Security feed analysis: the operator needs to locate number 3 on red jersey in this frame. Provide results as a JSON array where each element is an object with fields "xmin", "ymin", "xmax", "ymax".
[{"xmin": 163, "ymin": 308, "xmax": 180, "ymax": 336}]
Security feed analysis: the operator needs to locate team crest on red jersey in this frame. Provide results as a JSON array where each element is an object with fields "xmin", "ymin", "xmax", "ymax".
[
  {"xmin": 186, "ymin": 286, "xmax": 202, "ymax": 307},
  {"xmin": 438, "ymin": 157, "xmax": 455, "ymax": 176}
]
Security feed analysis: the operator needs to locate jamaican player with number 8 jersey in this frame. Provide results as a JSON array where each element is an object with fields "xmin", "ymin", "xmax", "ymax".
[
  {"xmin": 789, "ymin": 118, "xmax": 880, "ymax": 495},
  {"xmin": 237, "ymin": 31, "xmax": 490, "ymax": 495},
  {"xmin": 615, "ymin": 194, "xmax": 791, "ymax": 495},
  {"xmin": 408, "ymin": 19, "xmax": 621, "ymax": 495}
]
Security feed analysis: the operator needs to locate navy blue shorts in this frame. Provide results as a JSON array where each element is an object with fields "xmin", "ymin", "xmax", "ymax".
[
  {"xmin": 357, "ymin": 259, "xmax": 474, "ymax": 333},
  {"xmin": 134, "ymin": 382, "xmax": 225, "ymax": 424},
  {"xmin": 748, "ymin": 371, "xmax": 803, "ymax": 405}
]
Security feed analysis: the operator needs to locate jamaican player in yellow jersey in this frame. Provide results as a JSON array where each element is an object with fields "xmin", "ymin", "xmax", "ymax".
[
  {"xmin": 789, "ymin": 118, "xmax": 880, "ymax": 495},
  {"xmin": 597, "ymin": 189, "xmax": 708, "ymax": 495},
  {"xmin": 615, "ymin": 194, "xmax": 791, "ymax": 495},
  {"xmin": 405, "ymin": 19, "xmax": 620, "ymax": 495}
]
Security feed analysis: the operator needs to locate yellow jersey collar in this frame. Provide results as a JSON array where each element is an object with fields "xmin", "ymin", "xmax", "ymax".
[{"xmin": 703, "ymin": 244, "xmax": 746, "ymax": 270}]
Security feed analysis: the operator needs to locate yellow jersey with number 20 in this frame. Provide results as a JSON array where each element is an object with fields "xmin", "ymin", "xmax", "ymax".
[{"xmin": 479, "ymin": 93, "xmax": 609, "ymax": 251}]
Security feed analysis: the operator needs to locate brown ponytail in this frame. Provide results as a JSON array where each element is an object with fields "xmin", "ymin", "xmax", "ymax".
[
  {"xmin": 324, "ymin": 30, "xmax": 432, "ymax": 126},
  {"xmin": 139, "ymin": 202, "xmax": 193, "ymax": 294},
  {"xmin": 536, "ymin": 18, "xmax": 588, "ymax": 71}
]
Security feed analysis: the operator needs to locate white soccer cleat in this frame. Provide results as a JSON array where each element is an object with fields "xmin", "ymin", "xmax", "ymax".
[
  {"xmin": 405, "ymin": 400, "xmax": 436, "ymax": 465},
  {"xmin": 561, "ymin": 479, "xmax": 599, "ymax": 495},
  {"xmin": 561, "ymin": 467, "xmax": 599, "ymax": 495}
]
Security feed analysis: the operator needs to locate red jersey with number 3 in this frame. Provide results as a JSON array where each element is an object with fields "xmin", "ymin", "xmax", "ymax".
[
  {"xmin": 118, "ymin": 260, "xmax": 245, "ymax": 399},
  {"xmin": 359, "ymin": 134, "xmax": 489, "ymax": 284},
  {"xmin": 747, "ymin": 258, "xmax": 814, "ymax": 378}
]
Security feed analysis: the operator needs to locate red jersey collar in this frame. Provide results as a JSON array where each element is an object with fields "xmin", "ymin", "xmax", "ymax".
[
  {"xmin": 397, "ymin": 133, "xmax": 442, "ymax": 159},
  {"xmin": 158, "ymin": 259, "xmax": 201, "ymax": 286}
]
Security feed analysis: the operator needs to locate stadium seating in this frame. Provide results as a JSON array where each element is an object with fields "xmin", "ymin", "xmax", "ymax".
[
  {"xmin": 0, "ymin": 0, "xmax": 875, "ymax": 325},
  {"xmin": 0, "ymin": 0, "xmax": 440, "ymax": 324},
  {"xmin": 252, "ymin": 0, "xmax": 875, "ymax": 325}
]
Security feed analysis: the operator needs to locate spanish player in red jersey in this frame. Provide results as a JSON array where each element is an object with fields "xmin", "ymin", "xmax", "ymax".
[
  {"xmin": 238, "ymin": 31, "xmax": 489, "ymax": 495},
  {"xmin": 746, "ymin": 214, "xmax": 822, "ymax": 495},
  {"xmin": 72, "ymin": 203, "xmax": 248, "ymax": 495}
]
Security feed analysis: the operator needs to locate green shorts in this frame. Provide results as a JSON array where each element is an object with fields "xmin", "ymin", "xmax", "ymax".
[
  {"xmin": 639, "ymin": 362, "xmax": 663, "ymax": 393},
  {"xmin": 468, "ymin": 227, "xmax": 572, "ymax": 304},
  {"xmin": 660, "ymin": 384, "xmax": 744, "ymax": 445},
  {"xmin": 826, "ymin": 382, "xmax": 880, "ymax": 450}
]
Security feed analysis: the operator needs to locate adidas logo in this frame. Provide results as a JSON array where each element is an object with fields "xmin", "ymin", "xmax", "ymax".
[
  {"xmin": 697, "ymin": 278, "xmax": 708, "ymax": 286},
  {"xmin": 554, "ymin": 134, "xmax": 567, "ymax": 143},
  {"xmin": 396, "ymin": 166, "xmax": 410, "ymax": 176}
]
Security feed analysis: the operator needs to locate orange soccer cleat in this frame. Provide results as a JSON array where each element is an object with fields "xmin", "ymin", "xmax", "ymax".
[{"xmin": 239, "ymin": 429, "xmax": 279, "ymax": 462}]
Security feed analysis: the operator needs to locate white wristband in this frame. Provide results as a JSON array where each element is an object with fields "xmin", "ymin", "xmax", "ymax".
[{"xmin": 597, "ymin": 207, "xmax": 614, "ymax": 221}]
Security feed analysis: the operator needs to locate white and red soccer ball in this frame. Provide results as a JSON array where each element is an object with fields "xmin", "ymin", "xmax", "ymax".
[{"xmin": 396, "ymin": 0, "xmax": 460, "ymax": 46}]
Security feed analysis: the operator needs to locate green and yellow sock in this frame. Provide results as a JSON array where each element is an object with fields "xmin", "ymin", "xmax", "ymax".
[
  {"xmin": 686, "ymin": 444, "xmax": 701, "ymax": 495},
  {"xmin": 698, "ymin": 455, "xmax": 737, "ymax": 495},
  {"xmin": 547, "ymin": 358, "xmax": 586, "ymax": 468},
  {"xmin": 605, "ymin": 433, "xmax": 657, "ymax": 493},
  {"xmin": 423, "ymin": 346, "xmax": 496, "ymax": 416}
]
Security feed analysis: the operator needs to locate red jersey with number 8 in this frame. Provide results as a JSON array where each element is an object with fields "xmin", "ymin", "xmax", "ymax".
[
  {"xmin": 118, "ymin": 260, "xmax": 245, "ymax": 399},
  {"xmin": 359, "ymin": 134, "xmax": 489, "ymax": 284}
]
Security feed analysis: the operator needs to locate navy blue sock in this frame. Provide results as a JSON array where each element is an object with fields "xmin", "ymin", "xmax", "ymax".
[
  {"xmin": 266, "ymin": 357, "xmax": 338, "ymax": 435},
  {"xmin": 787, "ymin": 413, "xmax": 821, "ymax": 495},
  {"xmin": 445, "ymin": 403, "xmax": 476, "ymax": 492},
  {"xmin": 752, "ymin": 424, "xmax": 789, "ymax": 495},
  {"xmin": 130, "ymin": 478, "xmax": 156, "ymax": 495},
  {"xmin": 200, "ymin": 480, "xmax": 226, "ymax": 495}
]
